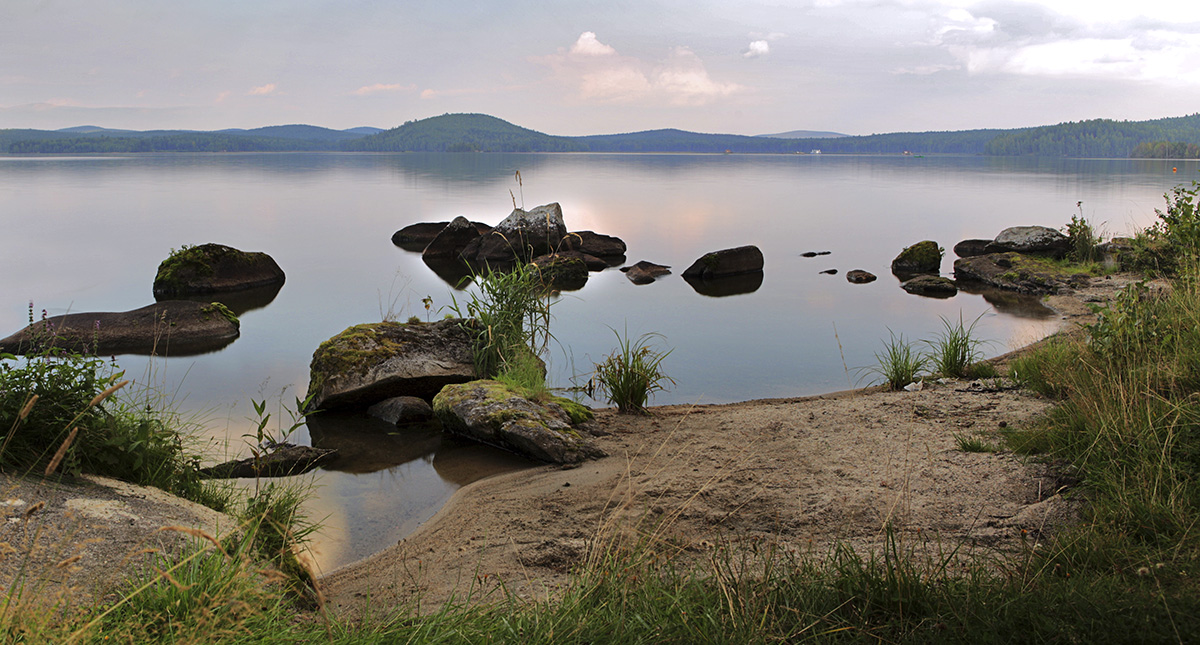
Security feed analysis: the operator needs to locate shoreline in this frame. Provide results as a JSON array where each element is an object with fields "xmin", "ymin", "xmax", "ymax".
[{"xmin": 316, "ymin": 273, "xmax": 1146, "ymax": 616}]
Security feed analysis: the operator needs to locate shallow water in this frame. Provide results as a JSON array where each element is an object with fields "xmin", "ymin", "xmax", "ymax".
[{"xmin": 1, "ymin": 152, "xmax": 1192, "ymax": 570}]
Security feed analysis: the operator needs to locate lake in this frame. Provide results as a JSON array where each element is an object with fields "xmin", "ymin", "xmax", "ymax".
[{"xmin": 1, "ymin": 152, "xmax": 1192, "ymax": 571}]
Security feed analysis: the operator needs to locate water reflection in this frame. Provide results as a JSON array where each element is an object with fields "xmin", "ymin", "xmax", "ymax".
[
  {"xmin": 955, "ymin": 284, "xmax": 1057, "ymax": 318},
  {"xmin": 171, "ymin": 282, "xmax": 284, "ymax": 316},
  {"xmin": 683, "ymin": 271, "xmax": 764, "ymax": 297}
]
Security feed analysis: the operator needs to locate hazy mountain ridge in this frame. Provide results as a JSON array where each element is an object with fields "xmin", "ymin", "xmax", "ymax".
[{"xmin": 3, "ymin": 112, "xmax": 1200, "ymax": 157}]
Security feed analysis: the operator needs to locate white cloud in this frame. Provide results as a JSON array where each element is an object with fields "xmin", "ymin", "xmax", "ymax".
[
  {"xmin": 541, "ymin": 33, "xmax": 745, "ymax": 106},
  {"xmin": 353, "ymin": 83, "xmax": 415, "ymax": 96},
  {"xmin": 744, "ymin": 40, "xmax": 770, "ymax": 58},
  {"xmin": 570, "ymin": 32, "xmax": 616, "ymax": 56},
  {"xmin": 247, "ymin": 83, "xmax": 277, "ymax": 96}
]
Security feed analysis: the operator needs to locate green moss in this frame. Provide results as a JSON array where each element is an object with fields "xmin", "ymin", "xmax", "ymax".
[
  {"xmin": 153, "ymin": 243, "xmax": 271, "ymax": 295},
  {"xmin": 306, "ymin": 322, "xmax": 412, "ymax": 401},
  {"xmin": 552, "ymin": 396, "xmax": 594, "ymax": 425},
  {"xmin": 895, "ymin": 240, "xmax": 944, "ymax": 270},
  {"xmin": 199, "ymin": 302, "xmax": 239, "ymax": 326}
]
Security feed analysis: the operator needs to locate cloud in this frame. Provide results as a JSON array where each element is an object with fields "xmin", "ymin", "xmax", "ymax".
[
  {"xmin": 247, "ymin": 83, "xmax": 277, "ymax": 96},
  {"xmin": 353, "ymin": 83, "xmax": 416, "ymax": 96},
  {"xmin": 744, "ymin": 40, "xmax": 770, "ymax": 58},
  {"xmin": 570, "ymin": 31, "xmax": 616, "ymax": 56},
  {"xmin": 540, "ymin": 33, "xmax": 745, "ymax": 106}
]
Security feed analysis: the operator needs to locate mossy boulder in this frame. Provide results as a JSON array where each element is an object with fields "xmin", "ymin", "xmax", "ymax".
[
  {"xmin": 153, "ymin": 243, "xmax": 285, "ymax": 299},
  {"xmin": 306, "ymin": 318, "xmax": 477, "ymax": 411},
  {"xmin": 890, "ymin": 240, "xmax": 943, "ymax": 275},
  {"xmin": 953, "ymin": 252, "xmax": 1091, "ymax": 295},
  {"xmin": 529, "ymin": 253, "xmax": 588, "ymax": 291},
  {"xmin": 0, "ymin": 301, "xmax": 239, "ymax": 356},
  {"xmin": 433, "ymin": 380, "xmax": 603, "ymax": 464}
]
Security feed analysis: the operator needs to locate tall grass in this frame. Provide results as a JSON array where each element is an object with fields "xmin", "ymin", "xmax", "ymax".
[
  {"xmin": 924, "ymin": 313, "xmax": 988, "ymax": 378},
  {"xmin": 862, "ymin": 331, "xmax": 927, "ymax": 390},
  {"xmin": 591, "ymin": 328, "xmax": 675, "ymax": 414},
  {"xmin": 447, "ymin": 263, "xmax": 552, "ymax": 383}
]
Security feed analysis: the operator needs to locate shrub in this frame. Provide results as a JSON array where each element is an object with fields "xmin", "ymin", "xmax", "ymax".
[
  {"xmin": 1064, "ymin": 204, "xmax": 1100, "ymax": 263},
  {"xmin": 592, "ymin": 329, "xmax": 675, "ymax": 414}
]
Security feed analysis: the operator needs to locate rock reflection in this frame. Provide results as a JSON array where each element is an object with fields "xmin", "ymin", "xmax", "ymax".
[
  {"xmin": 955, "ymin": 283, "xmax": 1056, "ymax": 318},
  {"xmin": 683, "ymin": 271, "xmax": 764, "ymax": 297},
  {"xmin": 171, "ymin": 281, "xmax": 284, "ymax": 316}
]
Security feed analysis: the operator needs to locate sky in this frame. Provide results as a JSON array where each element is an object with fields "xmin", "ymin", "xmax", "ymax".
[{"xmin": 2, "ymin": 0, "xmax": 1199, "ymax": 136}]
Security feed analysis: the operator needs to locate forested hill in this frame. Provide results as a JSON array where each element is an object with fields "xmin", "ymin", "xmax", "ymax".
[
  {"xmin": 343, "ymin": 114, "xmax": 586, "ymax": 152},
  {"xmin": 4, "ymin": 112, "xmax": 1200, "ymax": 157}
]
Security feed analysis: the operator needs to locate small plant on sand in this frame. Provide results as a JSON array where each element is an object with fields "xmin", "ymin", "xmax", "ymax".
[
  {"xmin": 862, "ymin": 330, "xmax": 927, "ymax": 390},
  {"xmin": 924, "ymin": 312, "xmax": 988, "ymax": 379},
  {"xmin": 591, "ymin": 328, "xmax": 675, "ymax": 414}
]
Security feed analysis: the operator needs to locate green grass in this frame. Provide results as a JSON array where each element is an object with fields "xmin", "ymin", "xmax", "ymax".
[
  {"xmin": 591, "ymin": 328, "xmax": 675, "ymax": 414},
  {"xmin": 861, "ymin": 330, "xmax": 927, "ymax": 390},
  {"xmin": 448, "ymin": 262, "xmax": 553, "ymax": 381},
  {"xmin": 924, "ymin": 313, "xmax": 987, "ymax": 379}
]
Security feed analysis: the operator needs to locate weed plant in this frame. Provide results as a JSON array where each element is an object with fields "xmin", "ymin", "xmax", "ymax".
[
  {"xmin": 1064, "ymin": 202, "xmax": 1101, "ymax": 263},
  {"xmin": 1126, "ymin": 178, "xmax": 1200, "ymax": 275},
  {"xmin": 591, "ymin": 328, "xmax": 675, "ymax": 414},
  {"xmin": 448, "ymin": 262, "xmax": 552, "ymax": 382},
  {"xmin": 862, "ymin": 331, "xmax": 927, "ymax": 390},
  {"xmin": 924, "ymin": 313, "xmax": 988, "ymax": 379}
]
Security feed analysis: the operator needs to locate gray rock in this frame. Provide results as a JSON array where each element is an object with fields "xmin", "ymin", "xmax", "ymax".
[
  {"xmin": 367, "ymin": 396, "xmax": 435, "ymax": 425},
  {"xmin": 621, "ymin": 261, "xmax": 671, "ymax": 285},
  {"xmin": 199, "ymin": 443, "xmax": 337, "ymax": 479},
  {"xmin": 306, "ymin": 318, "xmax": 477, "ymax": 411},
  {"xmin": 891, "ymin": 240, "xmax": 943, "ymax": 275},
  {"xmin": 474, "ymin": 203, "xmax": 569, "ymax": 263},
  {"xmin": 0, "ymin": 301, "xmax": 240, "ymax": 356},
  {"xmin": 682, "ymin": 245, "xmax": 764, "ymax": 279},
  {"xmin": 433, "ymin": 381, "xmax": 604, "ymax": 464},
  {"xmin": 953, "ymin": 239, "xmax": 992, "ymax": 258},
  {"xmin": 422, "ymin": 216, "xmax": 481, "ymax": 260},
  {"xmin": 153, "ymin": 243, "xmax": 285, "ymax": 299},
  {"xmin": 846, "ymin": 269, "xmax": 877, "ymax": 284},
  {"xmin": 562, "ymin": 231, "xmax": 627, "ymax": 258},
  {"xmin": 901, "ymin": 275, "xmax": 958, "ymax": 298},
  {"xmin": 985, "ymin": 226, "xmax": 1070, "ymax": 258}
]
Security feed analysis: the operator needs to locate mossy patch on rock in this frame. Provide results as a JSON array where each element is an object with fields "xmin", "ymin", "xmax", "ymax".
[{"xmin": 953, "ymin": 252, "xmax": 1094, "ymax": 294}]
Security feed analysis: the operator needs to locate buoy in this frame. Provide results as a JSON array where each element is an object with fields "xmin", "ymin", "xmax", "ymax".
[{"xmin": 1173, "ymin": 167, "xmax": 1178, "ymax": 173}]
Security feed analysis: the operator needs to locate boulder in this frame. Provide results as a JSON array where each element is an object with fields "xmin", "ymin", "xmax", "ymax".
[
  {"xmin": 621, "ymin": 261, "xmax": 671, "ymax": 285},
  {"xmin": 529, "ymin": 254, "xmax": 589, "ymax": 291},
  {"xmin": 153, "ymin": 243, "xmax": 285, "ymax": 299},
  {"xmin": 367, "ymin": 396, "xmax": 435, "ymax": 426},
  {"xmin": 890, "ymin": 240, "xmax": 943, "ymax": 275},
  {"xmin": 0, "ymin": 301, "xmax": 240, "ymax": 356},
  {"xmin": 954, "ymin": 252, "xmax": 1088, "ymax": 295},
  {"xmin": 562, "ymin": 231, "xmax": 627, "ymax": 259},
  {"xmin": 901, "ymin": 275, "xmax": 958, "ymax": 298},
  {"xmin": 953, "ymin": 239, "xmax": 992, "ymax": 258},
  {"xmin": 985, "ymin": 226, "xmax": 1071, "ymax": 258},
  {"xmin": 422, "ymin": 216, "xmax": 481, "ymax": 260},
  {"xmin": 846, "ymin": 269, "xmax": 877, "ymax": 284},
  {"xmin": 199, "ymin": 443, "xmax": 337, "ymax": 479},
  {"xmin": 433, "ymin": 380, "xmax": 604, "ymax": 464},
  {"xmin": 306, "ymin": 318, "xmax": 477, "ymax": 411},
  {"xmin": 682, "ymin": 245, "xmax": 764, "ymax": 280},
  {"xmin": 392, "ymin": 221, "xmax": 450, "ymax": 251},
  {"xmin": 473, "ymin": 203, "xmax": 568, "ymax": 263}
]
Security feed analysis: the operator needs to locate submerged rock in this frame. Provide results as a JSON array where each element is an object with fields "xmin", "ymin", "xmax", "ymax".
[
  {"xmin": 199, "ymin": 443, "xmax": 337, "ymax": 479},
  {"xmin": 306, "ymin": 318, "xmax": 477, "ymax": 411},
  {"xmin": 0, "ymin": 301, "xmax": 240, "ymax": 356},
  {"xmin": 901, "ymin": 275, "xmax": 958, "ymax": 298},
  {"xmin": 846, "ymin": 269, "xmax": 877, "ymax": 284},
  {"xmin": 891, "ymin": 240, "xmax": 943, "ymax": 275},
  {"xmin": 367, "ymin": 396, "xmax": 435, "ymax": 426},
  {"xmin": 433, "ymin": 380, "xmax": 604, "ymax": 464},
  {"xmin": 621, "ymin": 261, "xmax": 671, "ymax": 285},
  {"xmin": 529, "ymin": 253, "xmax": 589, "ymax": 291},
  {"xmin": 561, "ymin": 231, "xmax": 627, "ymax": 259},
  {"xmin": 153, "ymin": 243, "xmax": 285, "ymax": 299},
  {"xmin": 682, "ymin": 245, "xmax": 764, "ymax": 280}
]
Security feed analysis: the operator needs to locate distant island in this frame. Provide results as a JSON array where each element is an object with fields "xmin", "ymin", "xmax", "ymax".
[{"xmin": 4, "ymin": 112, "xmax": 1200, "ymax": 158}]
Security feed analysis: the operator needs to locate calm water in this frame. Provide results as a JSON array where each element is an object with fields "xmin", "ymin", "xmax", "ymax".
[{"xmin": 1, "ymin": 152, "xmax": 1192, "ymax": 571}]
